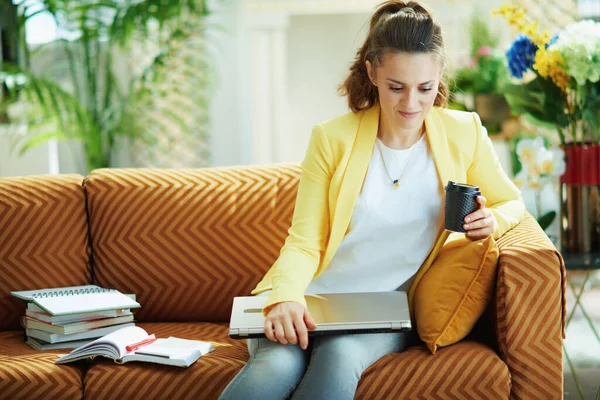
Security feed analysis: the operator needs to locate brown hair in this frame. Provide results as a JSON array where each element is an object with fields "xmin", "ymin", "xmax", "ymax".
[{"xmin": 339, "ymin": 1, "xmax": 448, "ymax": 112}]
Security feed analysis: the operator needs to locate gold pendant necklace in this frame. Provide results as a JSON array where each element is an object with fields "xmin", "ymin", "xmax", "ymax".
[{"xmin": 376, "ymin": 131, "xmax": 422, "ymax": 189}]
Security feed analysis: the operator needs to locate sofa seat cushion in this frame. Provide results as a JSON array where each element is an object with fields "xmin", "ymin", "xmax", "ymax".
[
  {"xmin": 357, "ymin": 340, "xmax": 511, "ymax": 399},
  {"xmin": 84, "ymin": 322, "xmax": 248, "ymax": 400},
  {"xmin": 0, "ymin": 331, "xmax": 86, "ymax": 400}
]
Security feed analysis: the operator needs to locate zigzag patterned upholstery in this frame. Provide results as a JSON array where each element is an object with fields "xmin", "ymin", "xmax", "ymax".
[
  {"xmin": 495, "ymin": 214, "xmax": 566, "ymax": 399},
  {"xmin": 83, "ymin": 322, "xmax": 247, "ymax": 399},
  {"xmin": 0, "ymin": 175, "xmax": 91, "ymax": 331},
  {"xmin": 0, "ymin": 329, "xmax": 86, "ymax": 399},
  {"xmin": 82, "ymin": 324, "xmax": 510, "ymax": 400},
  {"xmin": 84, "ymin": 166, "xmax": 300, "ymax": 322},
  {"xmin": 357, "ymin": 341, "xmax": 511, "ymax": 399},
  {"xmin": 0, "ymin": 166, "xmax": 565, "ymax": 399}
]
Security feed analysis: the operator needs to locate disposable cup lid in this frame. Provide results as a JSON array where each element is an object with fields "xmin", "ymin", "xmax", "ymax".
[{"xmin": 445, "ymin": 181, "xmax": 480, "ymax": 194}]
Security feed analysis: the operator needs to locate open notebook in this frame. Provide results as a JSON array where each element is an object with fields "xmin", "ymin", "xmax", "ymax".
[
  {"xmin": 55, "ymin": 326, "xmax": 214, "ymax": 368},
  {"xmin": 11, "ymin": 285, "xmax": 140, "ymax": 316}
]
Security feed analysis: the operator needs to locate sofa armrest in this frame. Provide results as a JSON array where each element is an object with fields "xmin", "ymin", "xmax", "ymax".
[{"xmin": 495, "ymin": 213, "xmax": 566, "ymax": 400}]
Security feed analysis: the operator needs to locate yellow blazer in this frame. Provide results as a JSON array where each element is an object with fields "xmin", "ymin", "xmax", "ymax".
[{"xmin": 252, "ymin": 104, "xmax": 525, "ymax": 318}]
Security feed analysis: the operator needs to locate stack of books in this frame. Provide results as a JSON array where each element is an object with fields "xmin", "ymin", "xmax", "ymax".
[{"xmin": 11, "ymin": 285, "xmax": 141, "ymax": 350}]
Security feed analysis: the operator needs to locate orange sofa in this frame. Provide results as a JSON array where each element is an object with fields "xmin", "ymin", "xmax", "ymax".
[{"xmin": 0, "ymin": 165, "xmax": 566, "ymax": 399}]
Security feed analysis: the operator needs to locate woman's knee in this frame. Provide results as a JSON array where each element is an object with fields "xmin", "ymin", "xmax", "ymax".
[
  {"xmin": 251, "ymin": 341, "xmax": 308, "ymax": 379},
  {"xmin": 310, "ymin": 333, "xmax": 404, "ymax": 373}
]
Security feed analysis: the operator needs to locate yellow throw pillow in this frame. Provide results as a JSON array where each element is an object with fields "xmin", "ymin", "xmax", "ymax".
[{"xmin": 415, "ymin": 234, "xmax": 499, "ymax": 354}]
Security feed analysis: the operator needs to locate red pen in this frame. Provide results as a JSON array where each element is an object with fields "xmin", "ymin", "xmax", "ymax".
[{"xmin": 126, "ymin": 334, "xmax": 157, "ymax": 352}]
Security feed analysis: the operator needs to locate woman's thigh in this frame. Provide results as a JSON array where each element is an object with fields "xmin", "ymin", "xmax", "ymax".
[
  {"xmin": 311, "ymin": 331, "xmax": 411, "ymax": 373},
  {"xmin": 290, "ymin": 331, "xmax": 412, "ymax": 400},
  {"xmin": 219, "ymin": 337, "xmax": 309, "ymax": 400}
]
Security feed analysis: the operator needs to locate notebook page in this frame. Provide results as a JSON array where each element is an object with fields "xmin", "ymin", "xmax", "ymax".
[
  {"xmin": 134, "ymin": 337, "xmax": 214, "ymax": 358},
  {"xmin": 56, "ymin": 326, "xmax": 148, "ymax": 362},
  {"xmin": 12, "ymin": 285, "xmax": 101, "ymax": 301},
  {"xmin": 35, "ymin": 292, "xmax": 140, "ymax": 316}
]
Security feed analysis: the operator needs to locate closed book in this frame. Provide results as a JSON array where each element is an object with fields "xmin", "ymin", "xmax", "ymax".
[
  {"xmin": 26, "ymin": 323, "xmax": 135, "ymax": 343},
  {"xmin": 27, "ymin": 337, "xmax": 95, "ymax": 351},
  {"xmin": 56, "ymin": 326, "xmax": 214, "ymax": 368},
  {"xmin": 12, "ymin": 285, "xmax": 140, "ymax": 316},
  {"xmin": 25, "ymin": 308, "xmax": 132, "ymax": 325},
  {"xmin": 24, "ymin": 315, "xmax": 135, "ymax": 335}
]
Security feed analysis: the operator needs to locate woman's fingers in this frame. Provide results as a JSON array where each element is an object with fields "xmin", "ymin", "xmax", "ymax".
[
  {"xmin": 283, "ymin": 316, "xmax": 298, "ymax": 345},
  {"xmin": 463, "ymin": 216, "xmax": 493, "ymax": 231},
  {"xmin": 273, "ymin": 320, "xmax": 288, "ymax": 344},
  {"xmin": 293, "ymin": 312, "xmax": 309, "ymax": 350},
  {"xmin": 264, "ymin": 319, "xmax": 275, "ymax": 342},
  {"xmin": 264, "ymin": 302, "xmax": 316, "ymax": 348}
]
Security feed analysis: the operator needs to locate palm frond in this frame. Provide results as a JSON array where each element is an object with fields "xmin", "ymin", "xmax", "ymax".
[
  {"xmin": 110, "ymin": 0, "xmax": 208, "ymax": 47},
  {"xmin": 124, "ymin": 14, "xmax": 213, "ymax": 167},
  {"xmin": 0, "ymin": 63, "xmax": 95, "ymax": 154}
]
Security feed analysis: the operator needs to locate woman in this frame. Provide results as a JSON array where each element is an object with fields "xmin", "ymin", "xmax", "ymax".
[{"xmin": 220, "ymin": 1, "xmax": 524, "ymax": 399}]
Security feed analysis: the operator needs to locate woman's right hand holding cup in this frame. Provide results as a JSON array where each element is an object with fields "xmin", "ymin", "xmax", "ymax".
[{"xmin": 264, "ymin": 301, "xmax": 317, "ymax": 350}]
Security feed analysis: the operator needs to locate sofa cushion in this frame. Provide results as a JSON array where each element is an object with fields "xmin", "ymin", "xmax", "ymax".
[
  {"xmin": 83, "ymin": 322, "xmax": 248, "ymax": 399},
  {"xmin": 415, "ymin": 234, "xmax": 499, "ymax": 354},
  {"xmin": 84, "ymin": 166, "xmax": 301, "ymax": 322},
  {"xmin": 357, "ymin": 341, "xmax": 510, "ymax": 399},
  {"xmin": 0, "ymin": 174, "xmax": 90, "ymax": 331},
  {"xmin": 84, "ymin": 323, "xmax": 509, "ymax": 400},
  {"xmin": 0, "ymin": 330, "xmax": 86, "ymax": 399}
]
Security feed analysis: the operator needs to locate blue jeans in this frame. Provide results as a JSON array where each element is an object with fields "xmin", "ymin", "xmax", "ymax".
[{"xmin": 219, "ymin": 331, "xmax": 413, "ymax": 400}]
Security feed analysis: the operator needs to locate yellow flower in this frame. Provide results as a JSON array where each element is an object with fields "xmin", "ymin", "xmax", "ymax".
[
  {"xmin": 493, "ymin": 4, "xmax": 550, "ymax": 47},
  {"xmin": 534, "ymin": 48, "xmax": 570, "ymax": 91}
]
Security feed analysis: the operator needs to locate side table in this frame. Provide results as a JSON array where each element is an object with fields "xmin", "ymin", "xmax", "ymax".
[{"xmin": 562, "ymin": 253, "xmax": 600, "ymax": 400}]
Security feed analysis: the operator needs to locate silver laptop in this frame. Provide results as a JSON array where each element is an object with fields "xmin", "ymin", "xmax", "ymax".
[{"xmin": 228, "ymin": 291, "xmax": 411, "ymax": 339}]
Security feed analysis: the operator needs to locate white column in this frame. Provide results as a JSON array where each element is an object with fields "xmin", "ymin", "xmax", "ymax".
[
  {"xmin": 246, "ymin": 11, "xmax": 290, "ymax": 164},
  {"xmin": 48, "ymin": 138, "xmax": 60, "ymax": 174}
]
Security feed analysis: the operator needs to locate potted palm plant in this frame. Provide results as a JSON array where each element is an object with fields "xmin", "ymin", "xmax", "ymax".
[{"xmin": 1, "ymin": 0, "xmax": 213, "ymax": 173}]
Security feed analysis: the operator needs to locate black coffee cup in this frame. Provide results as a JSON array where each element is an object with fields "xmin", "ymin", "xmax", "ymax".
[{"xmin": 444, "ymin": 181, "xmax": 481, "ymax": 233}]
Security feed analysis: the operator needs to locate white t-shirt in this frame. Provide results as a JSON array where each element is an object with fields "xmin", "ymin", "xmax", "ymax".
[{"xmin": 305, "ymin": 134, "xmax": 442, "ymax": 294}]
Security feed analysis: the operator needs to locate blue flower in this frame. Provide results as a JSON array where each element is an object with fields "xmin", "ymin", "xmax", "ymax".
[
  {"xmin": 506, "ymin": 35, "xmax": 538, "ymax": 78},
  {"xmin": 547, "ymin": 35, "xmax": 559, "ymax": 48}
]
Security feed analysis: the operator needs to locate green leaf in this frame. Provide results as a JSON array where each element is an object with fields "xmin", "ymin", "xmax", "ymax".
[
  {"xmin": 537, "ymin": 211, "xmax": 557, "ymax": 231},
  {"xmin": 17, "ymin": 131, "xmax": 71, "ymax": 156}
]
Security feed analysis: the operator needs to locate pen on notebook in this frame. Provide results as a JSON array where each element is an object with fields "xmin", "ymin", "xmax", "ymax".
[{"xmin": 126, "ymin": 334, "xmax": 157, "ymax": 352}]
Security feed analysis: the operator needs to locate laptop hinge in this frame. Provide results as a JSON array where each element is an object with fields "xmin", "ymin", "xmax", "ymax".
[
  {"xmin": 391, "ymin": 322, "xmax": 403, "ymax": 330},
  {"xmin": 238, "ymin": 328, "xmax": 249, "ymax": 337}
]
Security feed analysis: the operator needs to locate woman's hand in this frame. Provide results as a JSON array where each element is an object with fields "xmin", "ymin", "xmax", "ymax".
[
  {"xmin": 264, "ymin": 301, "xmax": 317, "ymax": 350},
  {"xmin": 463, "ymin": 195, "xmax": 497, "ymax": 240}
]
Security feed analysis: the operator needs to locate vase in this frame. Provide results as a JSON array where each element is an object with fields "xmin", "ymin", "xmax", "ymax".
[{"xmin": 559, "ymin": 143, "xmax": 600, "ymax": 253}]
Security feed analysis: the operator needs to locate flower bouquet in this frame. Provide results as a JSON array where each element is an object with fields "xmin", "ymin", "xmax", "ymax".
[{"xmin": 493, "ymin": 5, "xmax": 600, "ymax": 145}]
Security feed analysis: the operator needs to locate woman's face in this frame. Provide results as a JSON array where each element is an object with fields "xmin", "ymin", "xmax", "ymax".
[{"xmin": 367, "ymin": 52, "xmax": 441, "ymax": 132}]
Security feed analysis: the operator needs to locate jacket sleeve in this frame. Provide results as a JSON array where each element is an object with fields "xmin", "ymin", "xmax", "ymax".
[
  {"xmin": 467, "ymin": 112, "xmax": 525, "ymax": 239},
  {"xmin": 262, "ymin": 124, "xmax": 334, "ymax": 313}
]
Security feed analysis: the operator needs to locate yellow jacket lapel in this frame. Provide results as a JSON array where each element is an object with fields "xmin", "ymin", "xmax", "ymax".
[
  {"xmin": 322, "ymin": 105, "xmax": 379, "ymax": 270},
  {"xmin": 425, "ymin": 108, "xmax": 455, "ymax": 190}
]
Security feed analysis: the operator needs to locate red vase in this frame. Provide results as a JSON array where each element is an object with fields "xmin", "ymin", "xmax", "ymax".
[
  {"xmin": 560, "ymin": 143, "xmax": 600, "ymax": 185},
  {"xmin": 560, "ymin": 143, "xmax": 600, "ymax": 253}
]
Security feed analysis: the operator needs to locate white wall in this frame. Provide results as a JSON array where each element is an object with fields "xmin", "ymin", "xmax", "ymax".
[
  {"xmin": 0, "ymin": 128, "xmax": 51, "ymax": 177},
  {"xmin": 208, "ymin": 0, "xmax": 250, "ymax": 166},
  {"xmin": 285, "ymin": 13, "xmax": 371, "ymax": 163}
]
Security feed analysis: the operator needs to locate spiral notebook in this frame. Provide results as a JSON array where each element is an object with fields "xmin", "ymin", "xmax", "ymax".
[{"xmin": 11, "ymin": 285, "xmax": 141, "ymax": 316}]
